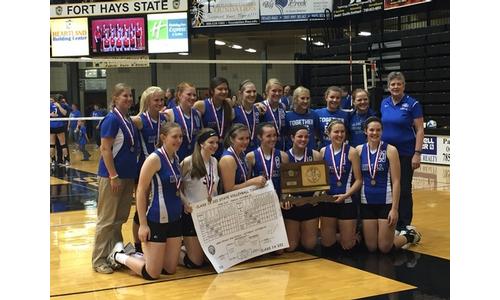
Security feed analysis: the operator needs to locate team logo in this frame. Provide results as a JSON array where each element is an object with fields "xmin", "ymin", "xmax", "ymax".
[
  {"xmin": 173, "ymin": 0, "xmax": 180, "ymax": 9},
  {"xmin": 306, "ymin": 167, "xmax": 321, "ymax": 184},
  {"xmin": 55, "ymin": 6, "xmax": 63, "ymax": 16},
  {"xmin": 208, "ymin": 245, "xmax": 216, "ymax": 255},
  {"xmin": 275, "ymin": 156, "xmax": 280, "ymax": 169},
  {"xmin": 378, "ymin": 150, "xmax": 387, "ymax": 162}
]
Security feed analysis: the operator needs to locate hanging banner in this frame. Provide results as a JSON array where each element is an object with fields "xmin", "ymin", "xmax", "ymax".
[
  {"xmin": 384, "ymin": 0, "xmax": 432, "ymax": 10},
  {"xmin": 50, "ymin": 18, "xmax": 90, "ymax": 57},
  {"xmin": 50, "ymin": 0, "xmax": 188, "ymax": 18},
  {"xmin": 333, "ymin": 0, "xmax": 383, "ymax": 18},
  {"xmin": 260, "ymin": 0, "xmax": 333, "ymax": 23},
  {"xmin": 191, "ymin": 0, "xmax": 260, "ymax": 27},
  {"xmin": 191, "ymin": 181, "xmax": 288, "ymax": 273},
  {"xmin": 421, "ymin": 135, "xmax": 450, "ymax": 165}
]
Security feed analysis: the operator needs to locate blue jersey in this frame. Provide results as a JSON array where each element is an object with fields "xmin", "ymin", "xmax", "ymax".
[
  {"xmin": 138, "ymin": 112, "xmax": 167, "ymax": 166},
  {"xmin": 348, "ymin": 109, "xmax": 377, "ymax": 147},
  {"xmin": 79, "ymin": 126, "xmax": 88, "ymax": 145},
  {"xmin": 166, "ymin": 98, "xmax": 177, "ymax": 109},
  {"xmin": 324, "ymin": 144, "xmax": 353, "ymax": 203},
  {"xmin": 280, "ymin": 96, "xmax": 291, "ymax": 111},
  {"xmin": 233, "ymin": 105, "xmax": 260, "ymax": 153},
  {"xmin": 380, "ymin": 94, "xmax": 423, "ymax": 156},
  {"xmin": 146, "ymin": 150, "xmax": 183, "ymax": 223},
  {"xmin": 97, "ymin": 111, "xmax": 139, "ymax": 179},
  {"xmin": 315, "ymin": 108, "xmax": 350, "ymax": 148},
  {"xmin": 50, "ymin": 103, "xmax": 65, "ymax": 128},
  {"xmin": 286, "ymin": 147, "xmax": 314, "ymax": 197},
  {"xmin": 221, "ymin": 149, "xmax": 248, "ymax": 185},
  {"xmin": 69, "ymin": 109, "xmax": 81, "ymax": 129},
  {"xmin": 284, "ymin": 110, "xmax": 320, "ymax": 150},
  {"xmin": 360, "ymin": 142, "xmax": 392, "ymax": 204},
  {"xmin": 251, "ymin": 148, "xmax": 283, "ymax": 199},
  {"xmin": 341, "ymin": 95, "xmax": 352, "ymax": 110},
  {"xmin": 260, "ymin": 101, "xmax": 286, "ymax": 151},
  {"xmin": 172, "ymin": 107, "xmax": 202, "ymax": 161},
  {"xmin": 202, "ymin": 98, "xmax": 228, "ymax": 159}
]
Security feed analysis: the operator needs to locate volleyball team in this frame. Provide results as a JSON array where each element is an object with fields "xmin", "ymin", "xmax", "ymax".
[{"xmin": 90, "ymin": 71, "xmax": 424, "ymax": 279}]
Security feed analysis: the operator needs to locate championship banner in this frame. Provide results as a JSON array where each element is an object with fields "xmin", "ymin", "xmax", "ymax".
[
  {"xmin": 421, "ymin": 135, "xmax": 450, "ymax": 165},
  {"xmin": 333, "ymin": 0, "xmax": 383, "ymax": 18},
  {"xmin": 191, "ymin": 0, "xmax": 260, "ymax": 27},
  {"xmin": 50, "ymin": 18, "xmax": 90, "ymax": 57},
  {"xmin": 191, "ymin": 181, "xmax": 289, "ymax": 273},
  {"xmin": 260, "ymin": 0, "xmax": 333, "ymax": 23},
  {"xmin": 384, "ymin": 0, "xmax": 431, "ymax": 10},
  {"xmin": 50, "ymin": 0, "xmax": 188, "ymax": 18}
]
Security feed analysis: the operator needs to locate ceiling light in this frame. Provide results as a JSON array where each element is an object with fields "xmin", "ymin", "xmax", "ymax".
[
  {"xmin": 178, "ymin": 52, "xmax": 189, "ymax": 56},
  {"xmin": 230, "ymin": 44, "xmax": 243, "ymax": 49},
  {"xmin": 313, "ymin": 41, "xmax": 324, "ymax": 46},
  {"xmin": 244, "ymin": 48, "xmax": 257, "ymax": 53},
  {"xmin": 300, "ymin": 36, "xmax": 312, "ymax": 41},
  {"xmin": 215, "ymin": 40, "xmax": 226, "ymax": 46},
  {"xmin": 359, "ymin": 31, "xmax": 371, "ymax": 36}
]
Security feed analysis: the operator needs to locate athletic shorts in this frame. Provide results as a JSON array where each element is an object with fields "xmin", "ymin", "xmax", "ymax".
[
  {"xmin": 282, "ymin": 204, "xmax": 318, "ymax": 221},
  {"xmin": 50, "ymin": 126, "xmax": 66, "ymax": 134},
  {"xmin": 360, "ymin": 203, "xmax": 392, "ymax": 220},
  {"xmin": 317, "ymin": 202, "xmax": 358, "ymax": 219},
  {"xmin": 146, "ymin": 218, "xmax": 182, "ymax": 243},
  {"xmin": 181, "ymin": 212, "xmax": 197, "ymax": 237}
]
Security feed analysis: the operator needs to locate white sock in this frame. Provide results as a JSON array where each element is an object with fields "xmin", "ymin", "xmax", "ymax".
[
  {"xmin": 131, "ymin": 252, "xmax": 145, "ymax": 261},
  {"xmin": 178, "ymin": 248, "xmax": 186, "ymax": 266},
  {"xmin": 115, "ymin": 253, "xmax": 129, "ymax": 265}
]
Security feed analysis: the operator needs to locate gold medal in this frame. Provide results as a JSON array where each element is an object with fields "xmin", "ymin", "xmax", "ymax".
[
  {"xmin": 207, "ymin": 195, "xmax": 212, "ymax": 203},
  {"xmin": 176, "ymin": 190, "xmax": 180, "ymax": 196},
  {"xmin": 370, "ymin": 179, "xmax": 376, "ymax": 186},
  {"xmin": 336, "ymin": 181, "xmax": 342, "ymax": 187}
]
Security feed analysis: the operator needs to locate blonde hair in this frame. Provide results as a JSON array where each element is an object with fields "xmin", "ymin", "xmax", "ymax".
[
  {"xmin": 292, "ymin": 86, "xmax": 310, "ymax": 108},
  {"xmin": 139, "ymin": 86, "xmax": 164, "ymax": 113},
  {"xmin": 324, "ymin": 86, "xmax": 342, "ymax": 99},
  {"xmin": 175, "ymin": 82, "xmax": 196, "ymax": 105},
  {"xmin": 265, "ymin": 78, "xmax": 283, "ymax": 95},
  {"xmin": 110, "ymin": 83, "xmax": 131, "ymax": 110}
]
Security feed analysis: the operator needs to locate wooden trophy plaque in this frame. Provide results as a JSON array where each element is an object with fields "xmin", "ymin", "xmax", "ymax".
[{"xmin": 280, "ymin": 161, "xmax": 337, "ymax": 206}]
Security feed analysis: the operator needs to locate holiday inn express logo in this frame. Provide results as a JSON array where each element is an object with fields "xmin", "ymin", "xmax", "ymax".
[{"xmin": 148, "ymin": 19, "xmax": 168, "ymax": 40}]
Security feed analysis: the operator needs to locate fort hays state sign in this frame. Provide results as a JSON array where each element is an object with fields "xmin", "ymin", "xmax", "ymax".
[{"xmin": 51, "ymin": 0, "xmax": 187, "ymax": 18}]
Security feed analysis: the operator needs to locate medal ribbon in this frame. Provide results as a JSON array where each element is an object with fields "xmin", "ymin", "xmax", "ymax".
[
  {"xmin": 366, "ymin": 141, "xmax": 382, "ymax": 182},
  {"xmin": 239, "ymin": 106, "xmax": 256, "ymax": 140},
  {"xmin": 229, "ymin": 146, "xmax": 247, "ymax": 181},
  {"xmin": 113, "ymin": 107, "xmax": 134, "ymax": 146},
  {"xmin": 209, "ymin": 98, "xmax": 225, "ymax": 139},
  {"xmin": 258, "ymin": 147, "xmax": 275, "ymax": 179},
  {"xmin": 144, "ymin": 111, "xmax": 161, "ymax": 145},
  {"xmin": 159, "ymin": 146, "xmax": 181, "ymax": 190},
  {"xmin": 288, "ymin": 147, "xmax": 308, "ymax": 162},
  {"xmin": 205, "ymin": 158, "xmax": 214, "ymax": 196},
  {"xmin": 265, "ymin": 102, "xmax": 281, "ymax": 136},
  {"xmin": 330, "ymin": 143, "xmax": 346, "ymax": 183},
  {"xmin": 176, "ymin": 106, "xmax": 194, "ymax": 144}
]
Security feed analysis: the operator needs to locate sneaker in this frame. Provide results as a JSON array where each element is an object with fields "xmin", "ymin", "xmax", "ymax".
[
  {"xmin": 401, "ymin": 229, "xmax": 422, "ymax": 249},
  {"xmin": 51, "ymin": 157, "xmax": 57, "ymax": 167},
  {"xmin": 406, "ymin": 225, "xmax": 417, "ymax": 231},
  {"xmin": 64, "ymin": 158, "xmax": 71, "ymax": 166},
  {"xmin": 107, "ymin": 242, "xmax": 124, "ymax": 269},
  {"xmin": 123, "ymin": 242, "xmax": 136, "ymax": 255},
  {"xmin": 94, "ymin": 263, "xmax": 114, "ymax": 274}
]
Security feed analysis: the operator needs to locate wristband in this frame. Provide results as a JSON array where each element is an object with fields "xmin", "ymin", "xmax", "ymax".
[
  {"xmin": 110, "ymin": 174, "xmax": 119, "ymax": 180},
  {"xmin": 414, "ymin": 150, "xmax": 422, "ymax": 154}
]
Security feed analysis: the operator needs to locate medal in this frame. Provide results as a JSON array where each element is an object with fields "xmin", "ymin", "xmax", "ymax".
[
  {"xmin": 130, "ymin": 146, "xmax": 135, "ymax": 153},
  {"xmin": 329, "ymin": 143, "xmax": 346, "ymax": 188},
  {"xmin": 205, "ymin": 157, "xmax": 215, "ymax": 200},
  {"xmin": 159, "ymin": 146, "xmax": 181, "ymax": 194},
  {"xmin": 113, "ymin": 107, "xmax": 135, "ymax": 148},
  {"xmin": 228, "ymin": 146, "xmax": 247, "ymax": 182},
  {"xmin": 258, "ymin": 147, "xmax": 275, "ymax": 179},
  {"xmin": 367, "ymin": 141, "xmax": 383, "ymax": 187},
  {"xmin": 207, "ymin": 195, "xmax": 212, "ymax": 203},
  {"xmin": 208, "ymin": 98, "xmax": 225, "ymax": 139},
  {"xmin": 239, "ymin": 106, "xmax": 256, "ymax": 140}
]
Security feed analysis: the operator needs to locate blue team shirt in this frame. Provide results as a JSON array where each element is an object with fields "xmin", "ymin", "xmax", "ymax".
[
  {"xmin": 260, "ymin": 102, "xmax": 287, "ymax": 151},
  {"xmin": 348, "ymin": 108, "xmax": 377, "ymax": 147},
  {"xmin": 50, "ymin": 103, "xmax": 65, "ymax": 128},
  {"xmin": 173, "ymin": 107, "xmax": 203, "ymax": 161},
  {"xmin": 341, "ymin": 95, "xmax": 352, "ymax": 110},
  {"xmin": 251, "ymin": 148, "xmax": 283, "ymax": 199},
  {"xmin": 234, "ymin": 105, "xmax": 260, "ymax": 153},
  {"xmin": 314, "ymin": 108, "xmax": 350, "ymax": 148},
  {"xmin": 222, "ymin": 149, "xmax": 248, "ymax": 185},
  {"xmin": 324, "ymin": 144, "xmax": 353, "ymax": 203},
  {"xmin": 360, "ymin": 142, "xmax": 392, "ymax": 204},
  {"xmin": 97, "ymin": 111, "xmax": 139, "ymax": 179},
  {"xmin": 202, "ymin": 98, "xmax": 228, "ymax": 159},
  {"xmin": 69, "ymin": 109, "xmax": 81, "ymax": 129},
  {"xmin": 138, "ymin": 112, "xmax": 168, "ymax": 172},
  {"xmin": 380, "ymin": 94, "xmax": 423, "ymax": 156},
  {"xmin": 284, "ymin": 110, "xmax": 320, "ymax": 150},
  {"xmin": 79, "ymin": 126, "xmax": 88, "ymax": 145},
  {"xmin": 147, "ymin": 150, "xmax": 183, "ymax": 223}
]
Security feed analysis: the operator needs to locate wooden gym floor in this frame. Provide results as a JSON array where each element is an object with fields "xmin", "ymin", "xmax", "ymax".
[{"xmin": 50, "ymin": 147, "xmax": 450, "ymax": 299}]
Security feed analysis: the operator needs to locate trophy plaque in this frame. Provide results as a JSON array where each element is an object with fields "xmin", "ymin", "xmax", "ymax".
[{"xmin": 280, "ymin": 161, "xmax": 337, "ymax": 206}]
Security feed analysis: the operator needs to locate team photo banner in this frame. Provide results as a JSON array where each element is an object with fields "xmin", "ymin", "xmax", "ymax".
[
  {"xmin": 191, "ymin": 0, "xmax": 260, "ymax": 27},
  {"xmin": 333, "ymin": 0, "xmax": 383, "ymax": 18},
  {"xmin": 260, "ymin": 0, "xmax": 333, "ymax": 23},
  {"xmin": 50, "ymin": 0, "xmax": 188, "ymax": 18}
]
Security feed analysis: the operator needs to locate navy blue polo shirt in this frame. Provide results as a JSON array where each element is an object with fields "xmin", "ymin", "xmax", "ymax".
[{"xmin": 380, "ymin": 94, "xmax": 423, "ymax": 156}]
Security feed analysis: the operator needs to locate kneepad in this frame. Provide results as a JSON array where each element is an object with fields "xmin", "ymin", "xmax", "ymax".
[
  {"xmin": 141, "ymin": 265, "xmax": 158, "ymax": 280},
  {"xmin": 183, "ymin": 255, "xmax": 203, "ymax": 269},
  {"xmin": 50, "ymin": 144, "xmax": 56, "ymax": 148}
]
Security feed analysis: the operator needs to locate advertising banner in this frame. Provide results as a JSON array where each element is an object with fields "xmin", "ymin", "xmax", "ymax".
[
  {"xmin": 148, "ymin": 13, "xmax": 189, "ymax": 53},
  {"xmin": 260, "ymin": 0, "xmax": 333, "ymax": 23},
  {"xmin": 333, "ymin": 0, "xmax": 383, "ymax": 18},
  {"xmin": 191, "ymin": 0, "xmax": 260, "ymax": 27},
  {"xmin": 421, "ymin": 135, "xmax": 450, "ymax": 165},
  {"xmin": 384, "ymin": 0, "xmax": 431, "ymax": 10},
  {"xmin": 50, "ymin": 18, "xmax": 89, "ymax": 57}
]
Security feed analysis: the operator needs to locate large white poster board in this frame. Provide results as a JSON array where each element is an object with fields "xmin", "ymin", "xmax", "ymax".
[{"xmin": 191, "ymin": 181, "xmax": 289, "ymax": 273}]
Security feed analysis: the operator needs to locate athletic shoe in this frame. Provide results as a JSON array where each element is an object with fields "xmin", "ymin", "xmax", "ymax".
[
  {"xmin": 94, "ymin": 264, "xmax": 114, "ymax": 274},
  {"xmin": 123, "ymin": 242, "xmax": 136, "ymax": 255},
  {"xmin": 64, "ymin": 158, "xmax": 71, "ymax": 166},
  {"xmin": 107, "ymin": 242, "xmax": 124, "ymax": 269},
  {"xmin": 406, "ymin": 225, "xmax": 417, "ymax": 231},
  {"xmin": 401, "ymin": 229, "xmax": 422, "ymax": 249}
]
